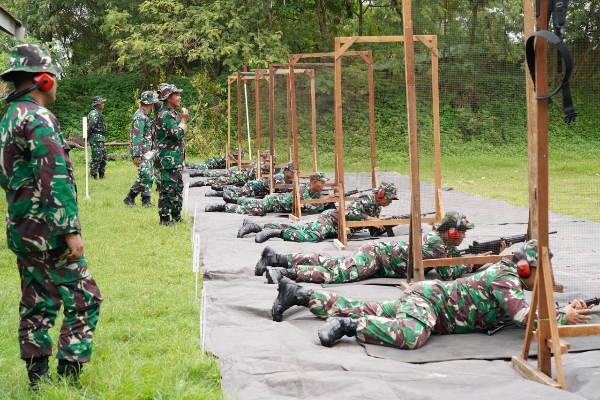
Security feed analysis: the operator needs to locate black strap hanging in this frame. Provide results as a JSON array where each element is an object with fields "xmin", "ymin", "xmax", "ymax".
[{"xmin": 525, "ymin": 30, "xmax": 578, "ymax": 124}]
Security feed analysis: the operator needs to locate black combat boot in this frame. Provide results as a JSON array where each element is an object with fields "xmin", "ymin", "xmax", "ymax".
[
  {"xmin": 204, "ymin": 190, "xmax": 224, "ymax": 197},
  {"xmin": 172, "ymin": 213, "xmax": 186, "ymax": 223},
  {"xmin": 57, "ymin": 359, "xmax": 83, "ymax": 385},
  {"xmin": 318, "ymin": 317, "xmax": 359, "ymax": 347},
  {"xmin": 210, "ymin": 184, "xmax": 225, "ymax": 191},
  {"xmin": 189, "ymin": 180, "xmax": 206, "ymax": 188},
  {"xmin": 255, "ymin": 246, "xmax": 289, "ymax": 276},
  {"xmin": 25, "ymin": 356, "xmax": 50, "ymax": 391},
  {"xmin": 123, "ymin": 191, "xmax": 138, "ymax": 207},
  {"xmin": 271, "ymin": 277, "xmax": 314, "ymax": 322},
  {"xmin": 160, "ymin": 215, "xmax": 174, "ymax": 226},
  {"xmin": 266, "ymin": 266, "xmax": 297, "ymax": 284},
  {"xmin": 188, "ymin": 170, "xmax": 205, "ymax": 178},
  {"xmin": 99, "ymin": 172, "xmax": 105, "ymax": 179},
  {"xmin": 141, "ymin": 196, "xmax": 155, "ymax": 207},
  {"xmin": 205, "ymin": 204, "xmax": 225, "ymax": 212},
  {"xmin": 254, "ymin": 229, "xmax": 282, "ymax": 243},
  {"xmin": 237, "ymin": 218, "xmax": 263, "ymax": 238},
  {"xmin": 91, "ymin": 173, "xmax": 98, "ymax": 180}
]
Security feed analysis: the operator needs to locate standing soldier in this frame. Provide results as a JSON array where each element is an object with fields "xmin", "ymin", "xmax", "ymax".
[
  {"xmin": 154, "ymin": 84, "xmax": 188, "ymax": 226},
  {"xmin": 123, "ymin": 91, "xmax": 159, "ymax": 207},
  {"xmin": 87, "ymin": 95, "xmax": 107, "ymax": 179},
  {"xmin": 0, "ymin": 44, "xmax": 103, "ymax": 389}
]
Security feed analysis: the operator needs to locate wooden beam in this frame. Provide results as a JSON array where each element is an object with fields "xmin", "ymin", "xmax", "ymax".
[
  {"xmin": 422, "ymin": 255, "xmax": 506, "ymax": 268},
  {"xmin": 557, "ymin": 324, "xmax": 600, "ymax": 337},
  {"xmin": 511, "ymin": 356, "xmax": 562, "ymax": 389}
]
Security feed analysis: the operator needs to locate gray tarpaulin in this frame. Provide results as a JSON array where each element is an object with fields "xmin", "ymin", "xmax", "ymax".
[{"xmin": 186, "ymin": 171, "xmax": 600, "ymax": 400}]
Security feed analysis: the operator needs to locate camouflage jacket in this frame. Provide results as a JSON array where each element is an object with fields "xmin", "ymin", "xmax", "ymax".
[
  {"xmin": 345, "ymin": 193, "xmax": 381, "ymax": 221},
  {"xmin": 87, "ymin": 109, "xmax": 106, "ymax": 141},
  {"xmin": 299, "ymin": 183, "xmax": 327, "ymax": 212},
  {"xmin": 0, "ymin": 95, "xmax": 81, "ymax": 252},
  {"xmin": 421, "ymin": 231, "xmax": 470, "ymax": 280},
  {"xmin": 154, "ymin": 104, "xmax": 185, "ymax": 170},
  {"xmin": 405, "ymin": 262, "xmax": 567, "ymax": 334},
  {"xmin": 130, "ymin": 106, "xmax": 154, "ymax": 158}
]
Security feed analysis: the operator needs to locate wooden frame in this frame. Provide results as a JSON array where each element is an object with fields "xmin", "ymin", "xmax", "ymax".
[
  {"xmin": 332, "ymin": 33, "xmax": 445, "ymax": 255},
  {"xmin": 286, "ymin": 51, "xmax": 373, "ymax": 222},
  {"xmin": 509, "ymin": 0, "xmax": 600, "ymax": 390}
]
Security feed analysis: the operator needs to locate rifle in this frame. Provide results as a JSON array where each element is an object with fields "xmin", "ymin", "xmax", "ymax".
[
  {"xmin": 449, "ymin": 231, "xmax": 558, "ymax": 257},
  {"xmin": 487, "ymin": 296, "xmax": 600, "ymax": 335}
]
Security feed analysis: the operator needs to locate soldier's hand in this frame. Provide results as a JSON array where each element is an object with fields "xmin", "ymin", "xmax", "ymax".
[
  {"xmin": 134, "ymin": 156, "xmax": 142, "ymax": 166},
  {"xmin": 65, "ymin": 233, "xmax": 84, "ymax": 260},
  {"xmin": 499, "ymin": 240, "xmax": 511, "ymax": 253},
  {"xmin": 181, "ymin": 107, "xmax": 189, "ymax": 122},
  {"xmin": 367, "ymin": 217, "xmax": 385, "ymax": 231},
  {"xmin": 564, "ymin": 302, "xmax": 592, "ymax": 325}
]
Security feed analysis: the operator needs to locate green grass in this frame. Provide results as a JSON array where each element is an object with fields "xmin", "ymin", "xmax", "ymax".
[{"xmin": 0, "ymin": 153, "xmax": 222, "ymax": 399}]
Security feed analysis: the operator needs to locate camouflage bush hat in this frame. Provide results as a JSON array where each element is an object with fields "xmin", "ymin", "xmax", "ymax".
[
  {"xmin": 374, "ymin": 182, "xmax": 399, "ymax": 200},
  {"xmin": 309, "ymin": 172, "xmax": 328, "ymax": 183},
  {"xmin": 92, "ymin": 96, "xmax": 106, "ymax": 107},
  {"xmin": 435, "ymin": 211, "xmax": 475, "ymax": 231},
  {"xmin": 140, "ymin": 90, "xmax": 159, "ymax": 105},
  {"xmin": 158, "ymin": 83, "xmax": 182, "ymax": 101},
  {"xmin": 513, "ymin": 239, "xmax": 553, "ymax": 268},
  {"xmin": 1, "ymin": 44, "xmax": 62, "ymax": 82},
  {"xmin": 284, "ymin": 162, "xmax": 295, "ymax": 171}
]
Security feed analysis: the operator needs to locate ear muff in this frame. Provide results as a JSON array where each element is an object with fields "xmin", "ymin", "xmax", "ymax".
[
  {"xmin": 33, "ymin": 73, "xmax": 54, "ymax": 92},
  {"xmin": 377, "ymin": 189, "xmax": 385, "ymax": 199},
  {"xmin": 448, "ymin": 213, "xmax": 463, "ymax": 240},
  {"xmin": 516, "ymin": 259, "xmax": 531, "ymax": 278}
]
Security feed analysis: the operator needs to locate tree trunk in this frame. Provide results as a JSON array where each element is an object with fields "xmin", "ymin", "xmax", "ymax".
[{"xmin": 314, "ymin": 0, "xmax": 329, "ymax": 37}]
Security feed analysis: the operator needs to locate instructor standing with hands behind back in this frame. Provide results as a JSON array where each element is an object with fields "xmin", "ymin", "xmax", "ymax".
[{"xmin": 154, "ymin": 83, "xmax": 188, "ymax": 226}]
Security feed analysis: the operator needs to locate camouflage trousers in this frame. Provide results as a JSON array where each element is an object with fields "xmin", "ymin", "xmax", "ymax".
[
  {"xmin": 289, "ymin": 242, "xmax": 409, "ymax": 284},
  {"xmin": 224, "ymin": 193, "xmax": 290, "ymax": 215},
  {"xmin": 276, "ymin": 219, "xmax": 338, "ymax": 243},
  {"xmin": 90, "ymin": 139, "xmax": 107, "ymax": 176},
  {"xmin": 16, "ymin": 247, "xmax": 103, "ymax": 361},
  {"xmin": 129, "ymin": 158, "xmax": 154, "ymax": 196},
  {"xmin": 223, "ymin": 180, "xmax": 269, "ymax": 203},
  {"xmin": 309, "ymin": 290, "xmax": 433, "ymax": 350},
  {"xmin": 157, "ymin": 168, "xmax": 183, "ymax": 218},
  {"xmin": 203, "ymin": 166, "xmax": 238, "ymax": 178},
  {"xmin": 186, "ymin": 156, "xmax": 225, "ymax": 171}
]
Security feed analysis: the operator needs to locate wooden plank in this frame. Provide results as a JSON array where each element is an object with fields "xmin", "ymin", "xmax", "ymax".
[
  {"xmin": 288, "ymin": 214, "xmax": 301, "ymax": 222},
  {"xmin": 422, "ymin": 255, "xmax": 506, "ymax": 268},
  {"xmin": 333, "ymin": 239, "xmax": 347, "ymax": 251},
  {"xmin": 339, "ymin": 35, "xmax": 433, "ymax": 43},
  {"xmin": 511, "ymin": 356, "xmax": 561, "ymax": 389},
  {"xmin": 557, "ymin": 324, "xmax": 600, "ymax": 337},
  {"xmin": 546, "ymin": 338, "xmax": 570, "ymax": 354},
  {"xmin": 293, "ymin": 63, "xmax": 335, "ymax": 68},
  {"xmin": 398, "ymin": 282, "xmax": 411, "ymax": 291}
]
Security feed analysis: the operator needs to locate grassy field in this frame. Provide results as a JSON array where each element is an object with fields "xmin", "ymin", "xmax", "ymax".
[{"xmin": 0, "ymin": 154, "xmax": 222, "ymax": 399}]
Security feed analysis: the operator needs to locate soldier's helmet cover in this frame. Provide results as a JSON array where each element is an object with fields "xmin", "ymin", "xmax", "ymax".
[
  {"xmin": 1, "ymin": 44, "xmax": 62, "ymax": 82},
  {"xmin": 140, "ymin": 91, "xmax": 159, "ymax": 105},
  {"xmin": 157, "ymin": 83, "xmax": 183, "ymax": 101},
  {"xmin": 284, "ymin": 162, "xmax": 295, "ymax": 171},
  {"xmin": 373, "ymin": 182, "xmax": 399, "ymax": 200},
  {"xmin": 513, "ymin": 239, "xmax": 553, "ymax": 268},
  {"xmin": 91, "ymin": 96, "xmax": 106, "ymax": 107},
  {"xmin": 435, "ymin": 211, "xmax": 475, "ymax": 231},
  {"xmin": 309, "ymin": 172, "xmax": 328, "ymax": 183}
]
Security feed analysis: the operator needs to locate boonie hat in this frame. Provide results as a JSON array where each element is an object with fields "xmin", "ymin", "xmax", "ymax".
[
  {"xmin": 1, "ymin": 44, "xmax": 62, "ymax": 81},
  {"xmin": 284, "ymin": 162, "xmax": 295, "ymax": 171},
  {"xmin": 92, "ymin": 96, "xmax": 106, "ymax": 107},
  {"xmin": 513, "ymin": 239, "xmax": 553, "ymax": 268},
  {"xmin": 140, "ymin": 90, "xmax": 159, "ymax": 105},
  {"xmin": 309, "ymin": 172, "xmax": 328, "ymax": 183},
  {"xmin": 435, "ymin": 211, "xmax": 475, "ymax": 231},
  {"xmin": 374, "ymin": 182, "xmax": 399, "ymax": 200},
  {"xmin": 157, "ymin": 84, "xmax": 182, "ymax": 101}
]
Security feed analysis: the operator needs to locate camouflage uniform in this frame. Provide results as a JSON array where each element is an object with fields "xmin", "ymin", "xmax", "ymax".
[
  {"xmin": 224, "ymin": 182, "xmax": 322, "ymax": 215},
  {"xmin": 127, "ymin": 91, "xmax": 158, "ymax": 201},
  {"xmin": 186, "ymin": 156, "xmax": 226, "ymax": 170},
  {"xmin": 87, "ymin": 96, "xmax": 107, "ymax": 178},
  {"xmin": 0, "ymin": 45, "xmax": 102, "ymax": 369},
  {"xmin": 309, "ymin": 251, "xmax": 567, "ymax": 350},
  {"xmin": 223, "ymin": 171, "xmax": 291, "ymax": 203},
  {"xmin": 154, "ymin": 84, "xmax": 186, "ymax": 222}
]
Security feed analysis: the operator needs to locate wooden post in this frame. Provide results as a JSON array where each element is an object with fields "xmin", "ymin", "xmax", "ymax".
[
  {"xmin": 402, "ymin": 0, "xmax": 425, "ymax": 282},
  {"xmin": 226, "ymin": 76, "xmax": 233, "ymax": 169},
  {"xmin": 236, "ymin": 72, "xmax": 243, "ymax": 169}
]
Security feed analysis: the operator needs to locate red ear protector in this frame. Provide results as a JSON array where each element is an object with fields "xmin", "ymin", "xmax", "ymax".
[
  {"xmin": 448, "ymin": 213, "xmax": 463, "ymax": 240},
  {"xmin": 33, "ymin": 73, "xmax": 55, "ymax": 92},
  {"xmin": 377, "ymin": 189, "xmax": 385, "ymax": 199},
  {"xmin": 4, "ymin": 72, "xmax": 55, "ymax": 103},
  {"xmin": 516, "ymin": 259, "xmax": 531, "ymax": 278}
]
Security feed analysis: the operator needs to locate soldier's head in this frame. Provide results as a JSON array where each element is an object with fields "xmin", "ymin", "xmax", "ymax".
[
  {"xmin": 373, "ymin": 182, "xmax": 398, "ymax": 207},
  {"xmin": 92, "ymin": 96, "xmax": 106, "ymax": 110},
  {"xmin": 157, "ymin": 84, "xmax": 183, "ymax": 109},
  {"xmin": 309, "ymin": 172, "xmax": 328, "ymax": 193},
  {"xmin": 435, "ymin": 212, "xmax": 474, "ymax": 246},
  {"xmin": 139, "ymin": 90, "xmax": 159, "ymax": 110},
  {"xmin": 283, "ymin": 162, "xmax": 294, "ymax": 180},
  {"xmin": 512, "ymin": 239, "xmax": 553, "ymax": 289},
  {"xmin": 1, "ymin": 44, "xmax": 62, "ymax": 105}
]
